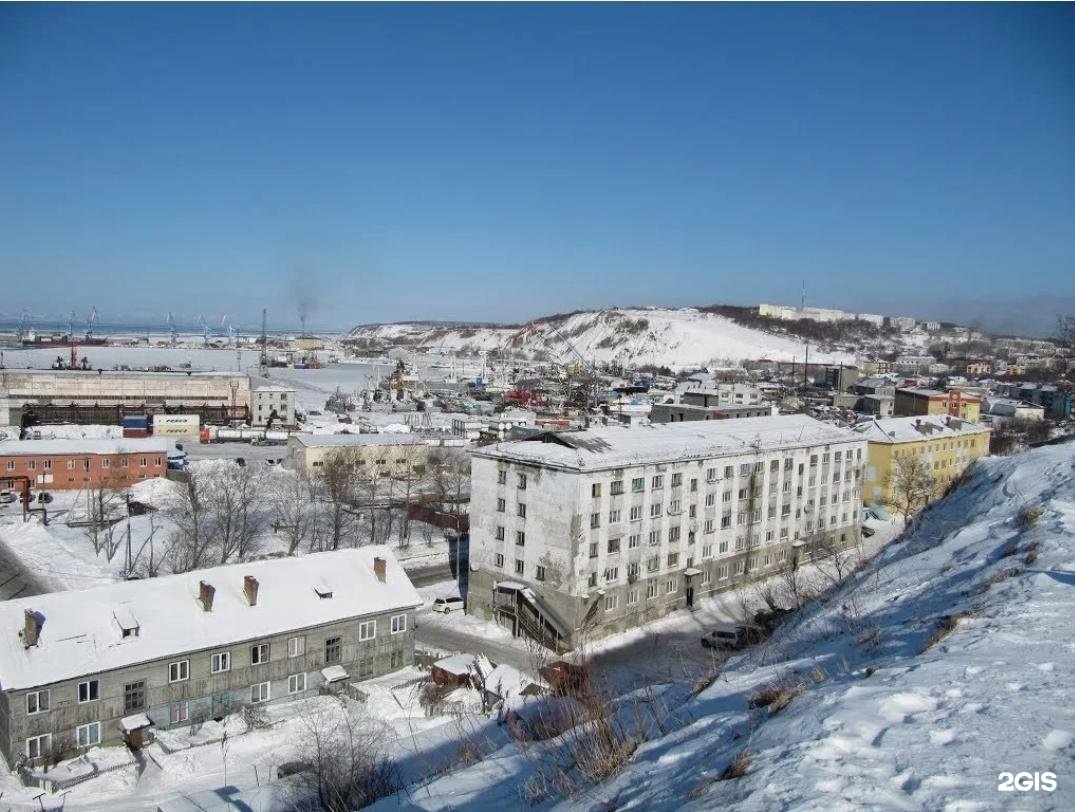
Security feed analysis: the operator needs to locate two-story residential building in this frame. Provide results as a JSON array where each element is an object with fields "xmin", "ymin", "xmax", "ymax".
[
  {"xmin": 286, "ymin": 433, "xmax": 431, "ymax": 476},
  {"xmin": 467, "ymin": 415, "xmax": 867, "ymax": 650},
  {"xmin": 853, "ymin": 416, "xmax": 991, "ymax": 508},
  {"xmin": 894, "ymin": 388, "xmax": 981, "ymax": 422},
  {"xmin": 0, "ymin": 548, "xmax": 420, "ymax": 766},
  {"xmin": 0, "ymin": 438, "xmax": 168, "ymax": 491}
]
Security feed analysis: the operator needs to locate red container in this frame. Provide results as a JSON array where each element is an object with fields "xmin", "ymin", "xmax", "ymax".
[{"xmin": 123, "ymin": 428, "xmax": 150, "ymax": 438}]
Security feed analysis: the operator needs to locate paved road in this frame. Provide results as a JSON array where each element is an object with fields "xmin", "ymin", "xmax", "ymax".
[{"xmin": 0, "ymin": 511, "xmax": 45, "ymax": 600}]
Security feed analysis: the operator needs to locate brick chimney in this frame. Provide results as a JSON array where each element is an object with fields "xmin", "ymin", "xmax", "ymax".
[
  {"xmin": 23, "ymin": 609, "xmax": 39, "ymax": 648},
  {"xmin": 243, "ymin": 575, "xmax": 259, "ymax": 607},
  {"xmin": 198, "ymin": 581, "xmax": 215, "ymax": 612},
  {"xmin": 373, "ymin": 557, "xmax": 387, "ymax": 583}
]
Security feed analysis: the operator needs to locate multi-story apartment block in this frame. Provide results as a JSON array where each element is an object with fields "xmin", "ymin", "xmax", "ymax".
[
  {"xmin": 467, "ymin": 415, "xmax": 867, "ymax": 649},
  {"xmin": 680, "ymin": 384, "xmax": 763, "ymax": 408},
  {"xmin": 853, "ymin": 416, "xmax": 991, "ymax": 508},
  {"xmin": 251, "ymin": 385, "xmax": 297, "ymax": 427},
  {"xmin": 894, "ymin": 388, "xmax": 981, "ymax": 422},
  {"xmin": 0, "ymin": 438, "xmax": 167, "ymax": 491},
  {"xmin": 0, "ymin": 548, "xmax": 419, "ymax": 765}
]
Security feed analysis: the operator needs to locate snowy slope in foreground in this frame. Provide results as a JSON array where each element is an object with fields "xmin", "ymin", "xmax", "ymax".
[
  {"xmin": 381, "ymin": 443, "xmax": 1075, "ymax": 810},
  {"xmin": 350, "ymin": 308, "xmax": 854, "ymax": 370}
]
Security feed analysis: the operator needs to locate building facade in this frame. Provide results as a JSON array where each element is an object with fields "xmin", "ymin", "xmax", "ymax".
[
  {"xmin": 0, "ymin": 439, "xmax": 168, "ymax": 491},
  {"xmin": 251, "ymin": 385, "xmax": 297, "ymax": 427},
  {"xmin": 467, "ymin": 416, "xmax": 867, "ymax": 649},
  {"xmin": 286, "ymin": 433, "xmax": 432, "ymax": 476},
  {"xmin": 0, "ymin": 549, "xmax": 419, "ymax": 766},
  {"xmin": 853, "ymin": 416, "xmax": 991, "ymax": 508},
  {"xmin": 648, "ymin": 403, "xmax": 771, "ymax": 423},
  {"xmin": 894, "ymin": 388, "xmax": 981, "ymax": 422}
]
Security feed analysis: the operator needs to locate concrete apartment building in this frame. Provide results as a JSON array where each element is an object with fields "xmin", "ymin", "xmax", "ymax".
[
  {"xmin": 467, "ymin": 415, "xmax": 867, "ymax": 650},
  {"xmin": 853, "ymin": 416, "xmax": 991, "ymax": 509},
  {"xmin": 251, "ymin": 385, "xmax": 296, "ymax": 427},
  {"xmin": 894, "ymin": 388, "xmax": 981, "ymax": 422},
  {"xmin": 0, "ymin": 438, "xmax": 168, "ymax": 491},
  {"xmin": 0, "ymin": 549, "xmax": 419, "ymax": 765},
  {"xmin": 649, "ymin": 403, "xmax": 771, "ymax": 423},
  {"xmin": 286, "ymin": 433, "xmax": 432, "ymax": 476},
  {"xmin": 680, "ymin": 384, "xmax": 763, "ymax": 408},
  {"xmin": 0, "ymin": 369, "xmax": 252, "ymax": 426}
]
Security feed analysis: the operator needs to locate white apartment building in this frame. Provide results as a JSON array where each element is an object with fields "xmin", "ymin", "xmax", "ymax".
[
  {"xmin": 467, "ymin": 415, "xmax": 867, "ymax": 649},
  {"xmin": 251, "ymin": 385, "xmax": 296, "ymax": 427}
]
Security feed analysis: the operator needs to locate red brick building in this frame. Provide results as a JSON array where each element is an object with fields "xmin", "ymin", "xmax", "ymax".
[{"xmin": 0, "ymin": 439, "xmax": 168, "ymax": 491}]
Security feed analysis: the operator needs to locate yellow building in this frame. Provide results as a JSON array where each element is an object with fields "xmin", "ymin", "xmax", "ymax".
[
  {"xmin": 853, "ymin": 416, "xmax": 991, "ymax": 508},
  {"xmin": 286, "ymin": 433, "xmax": 432, "ymax": 476},
  {"xmin": 894, "ymin": 387, "xmax": 981, "ymax": 422}
]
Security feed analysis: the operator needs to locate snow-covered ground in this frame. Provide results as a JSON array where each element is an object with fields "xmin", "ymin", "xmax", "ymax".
[
  {"xmin": 374, "ymin": 443, "xmax": 1075, "ymax": 810},
  {"xmin": 350, "ymin": 307, "xmax": 855, "ymax": 371}
]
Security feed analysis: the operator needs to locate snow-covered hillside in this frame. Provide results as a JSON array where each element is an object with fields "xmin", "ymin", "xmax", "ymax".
[
  {"xmin": 377, "ymin": 442, "xmax": 1075, "ymax": 810},
  {"xmin": 349, "ymin": 308, "xmax": 855, "ymax": 370}
]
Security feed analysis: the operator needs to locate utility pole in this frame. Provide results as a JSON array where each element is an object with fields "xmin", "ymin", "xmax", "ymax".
[
  {"xmin": 802, "ymin": 279, "xmax": 810, "ymax": 387},
  {"xmin": 259, "ymin": 308, "xmax": 268, "ymax": 375}
]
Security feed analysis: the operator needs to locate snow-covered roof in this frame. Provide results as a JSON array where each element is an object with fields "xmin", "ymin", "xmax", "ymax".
[
  {"xmin": 484, "ymin": 663, "xmax": 545, "ymax": 705},
  {"xmin": 0, "ymin": 547, "xmax": 420, "ymax": 691},
  {"xmin": 852, "ymin": 416, "xmax": 991, "ymax": 444},
  {"xmin": 433, "ymin": 653, "xmax": 477, "ymax": 676},
  {"xmin": 290, "ymin": 433, "xmax": 429, "ymax": 449},
  {"xmin": 253, "ymin": 385, "xmax": 295, "ymax": 393},
  {"xmin": 473, "ymin": 415, "xmax": 862, "ymax": 473},
  {"xmin": 0, "ymin": 438, "xmax": 168, "ymax": 456}
]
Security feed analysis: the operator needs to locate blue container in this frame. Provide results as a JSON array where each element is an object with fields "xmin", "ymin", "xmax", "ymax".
[{"xmin": 122, "ymin": 416, "xmax": 149, "ymax": 428}]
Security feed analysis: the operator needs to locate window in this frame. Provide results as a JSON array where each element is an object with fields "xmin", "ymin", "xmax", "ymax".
[
  {"xmin": 629, "ymin": 505, "xmax": 643, "ymax": 521},
  {"xmin": 611, "ymin": 479, "xmax": 624, "ymax": 495},
  {"xmin": 670, "ymin": 499, "xmax": 681, "ymax": 514},
  {"xmin": 359, "ymin": 620, "xmax": 377, "ymax": 641},
  {"xmin": 100, "ymin": 458, "xmax": 108, "ymax": 469},
  {"xmin": 170, "ymin": 702, "xmax": 189, "ymax": 725},
  {"xmin": 588, "ymin": 572, "xmax": 598, "ymax": 587},
  {"xmin": 627, "ymin": 562, "xmax": 639, "ymax": 579},
  {"xmin": 535, "ymin": 565, "xmax": 546, "ymax": 581},
  {"xmin": 647, "ymin": 581, "xmax": 658, "ymax": 599},
  {"xmin": 705, "ymin": 493, "xmax": 715, "ymax": 507},
  {"xmin": 631, "ymin": 477, "xmax": 645, "ymax": 492},
  {"xmin": 124, "ymin": 681, "xmax": 145, "ymax": 713},
  {"xmin": 652, "ymin": 475, "xmax": 664, "ymax": 489},
  {"xmin": 671, "ymin": 473, "xmax": 683, "ymax": 487},
  {"xmin": 496, "ymin": 498, "xmax": 505, "ymax": 513},
  {"xmin": 648, "ymin": 530, "xmax": 661, "ymax": 545},
  {"xmin": 604, "ymin": 567, "xmax": 619, "ymax": 582},
  {"xmin": 288, "ymin": 673, "xmax": 307, "ymax": 694},
  {"xmin": 26, "ymin": 690, "xmax": 49, "ymax": 715},
  {"xmin": 211, "ymin": 651, "xmax": 231, "ymax": 674},
  {"xmin": 723, "ymin": 490, "xmax": 732, "ymax": 503},
  {"xmin": 608, "ymin": 537, "xmax": 621, "ymax": 554},
  {"xmin": 718, "ymin": 564, "xmax": 729, "ymax": 580},
  {"xmin": 516, "ymin": 530, "xmax": 526, "ymax": 546},
  {"xmin": 647, "ymin": 555, "xmax": 660, "ymax": 572},
  {"xmin": 251, "ymin": 643, "xmax": 270, "ymax": 665},
  {"xmin": 325, "ymin": 636, "xmax": 343, "ymax": 662},
  {"xmin": 494, "ymin": 553, "xmax": 504, "ymax": 568},
  {"xmin": 250, "ymin": 682, "xmax": 271, "ymax": 704},
  {"xmin": 515, "ymin": 559, "xmax": 524, "ymax": 575},
  {"xmin": 26, "ymin": 460, "xmax": 36, "ymax": 471},
  {"xmin": 591, "ymin": 482, "xmax": 602, "ymax": 498},
  {"xmin": 590, "ymin": 512, "xmax": 600, "ymax": 528},
  {"xmin": 517, "ymin": 473, "xmax": 527, "ymax": 489},
  {"xmin": 719, "ymin": 540, "xmax": 728, "ymax": 554},
  {"xmin": 666, "ymin": 578, "xmax": 677, "ymax": 594},
  {"xmin": 517, "ymin": 502, "xmax": 527, "ymax": 518},
  {"xmin": 26, "ymin": 734, "xmax": 51, "ymax": 760},
  {"xmin": 497, "ymin": 470, "xmax": 507, "ymax": 485},
  {"xmin": 702, "ymin": 544, "xmax": 713, "ymax": 558},
  {"xmin": 140, "ymin": 457, "xmax": 147, "ymax": 468},
  {"xmin": 667, "ymin": 552, "xmax": 679, "ymax": 567},
  {"xmin": 391, "ymin": 614, "xmax": 407, "ymax": 634},
  {"xmin": 76, "ymin": 722, "xmax": 101, "ymax": 748},
  {"xmin": 604, "ymin": 594, "xmax": 618, "ymax": 611},
  {"xmin": 706, "ymin": 467, "xmax": 717, "ymax": 482},
  {"xmin": 78, "ymin": 680, "xmax": 100, "ymax": 703},
  {"xmin": 628, "ymin": 534, "xmax": 641, "ymax": 549},
  {"xmin": 495, "ymin": 526, "xmax": 505, "ymax": 541},
  {"xmin": 120, "ymin": 457, "xmax": 129, "ymax": 468},
  {"xmin": 628, "ymin": 589, "xmax": 639, "ymax": 605},
  {"xmin": 650, "ymin": 503, "xmax": 662, "ymax": 518},
  {"xmin": 704, "ymin": 519, "xmax": 715, "ymax": 533},
  {"xmin": 669, "ymin": 526, "xmax": 681, "ymax": 542}
]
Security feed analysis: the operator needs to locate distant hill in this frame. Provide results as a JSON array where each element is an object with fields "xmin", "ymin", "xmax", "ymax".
[{"xmin": 347, "ymin": 307, "xmax": 854, "ymax": 371}]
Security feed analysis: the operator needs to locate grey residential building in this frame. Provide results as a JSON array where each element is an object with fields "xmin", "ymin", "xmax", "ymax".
[{"xmin": 0, "ymin": 548, "xmax": 420, "ymax": 766}]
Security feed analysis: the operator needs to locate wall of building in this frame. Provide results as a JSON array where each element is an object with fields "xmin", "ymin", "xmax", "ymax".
[
  {"xmin": 0, "ymin": 449, "xmax": 167, "ymax": 490},
  {"xmin": 287, "ymin": 437, "xmax": 431, "ymax": 477},
  {"xmin": 862, "ymin": 430, "xmax": 991, "ymax": 508}
]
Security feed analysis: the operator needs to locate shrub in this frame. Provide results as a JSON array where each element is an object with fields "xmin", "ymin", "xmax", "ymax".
[
  {"xmin": 920, "ymin": 614, "xmax": 963, "ymax": 653},
  {"xmin": 748, "ymin": 680, "xmax": 804, "ymax": 714},
  {"xmin": 721, "ymin": 750, "xmax": 751, "ymax": 780},
  {"xmin": 1016, "ymin": 505, "xmax": 1043, "ymax": 529}
]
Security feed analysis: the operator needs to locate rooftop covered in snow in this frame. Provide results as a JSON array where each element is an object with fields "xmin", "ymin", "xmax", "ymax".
[
  {"xmin": 0, "ymin": 547, "xmax": 420, "ymax": 691},
  {"xmin": 852, "ymin": 415, "xmax": 991, "ymax": 444},
  {"xmin": 0, "ymin": 438, "xmax": 169, "ymax": 456},
  {"xmin": 472, "ymin": 415, "xmax": 863, "ymax": 473},
  {"xmin": 289, "ymin": 433, "xmax": 429, "ymax": 449}
]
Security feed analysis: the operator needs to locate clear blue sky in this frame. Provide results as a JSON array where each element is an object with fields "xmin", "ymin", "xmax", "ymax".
[{"xmin": 1, "ymin": 3, "xmax": 1073, "ymax": 334}]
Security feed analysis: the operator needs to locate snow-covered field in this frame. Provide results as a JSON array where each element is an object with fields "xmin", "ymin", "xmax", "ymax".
[
  {"xmin": 374, "ymin": 443, "xmax": 1075, "ymax": 810},
  {"xmin": 350, "ymin": 307, "xmax": 855, "ymax": 371}
]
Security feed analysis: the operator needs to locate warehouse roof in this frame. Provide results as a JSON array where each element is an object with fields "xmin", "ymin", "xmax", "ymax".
[
  {"xmin": 290, "ymin": 433, "xmax": 429, "ymax": 448},
  {"xmin": 472, "ymin": 415, "xmax": 861, "ymax": 472},
  {"xmin": 0, "ymin": 547, "xmax": 420, "ymax": 691},
  {"xmin": 852, "ymin": 415, "xmax": 991, "ymax": 444},
  {"xmin": 0, "ymin": 438, "xmax": 168, "ymax": 456}
]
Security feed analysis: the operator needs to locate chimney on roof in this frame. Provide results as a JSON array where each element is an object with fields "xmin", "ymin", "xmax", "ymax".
[
  {"xmin": 198, "ymin": 581, "xmax": 215, "ymax": 612},
  {"xmin": 915, "ymin": 418, "xmax": 922, "ymax": 428},
  {"xmin": 23, "ymin": 609, "xmax": 39, "ymax": 648},
  {"xmin": 243, "ymin": 575, "xmax": 259, "ymax": 607},
  {"xmin": 373, "ymin": 557, "xmax": 387, "ymax": 583}
]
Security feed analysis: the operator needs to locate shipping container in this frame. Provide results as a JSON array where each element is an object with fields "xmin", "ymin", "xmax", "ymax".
[
  {"xmin": 122, "ymin": 428, "xmax": 150, "ymax": 438},
  {"xmin": 152, "ymin": 414, "xmax": 201, "ymax": 437},
  {"xmin": 122, "ymin": 416, "xmax": 149, "ymax": 428}
]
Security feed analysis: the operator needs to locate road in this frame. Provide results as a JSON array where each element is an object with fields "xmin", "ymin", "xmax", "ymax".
[{"xmin": 0, "ymin": 508, "xmax": 45, "ymax": 600}]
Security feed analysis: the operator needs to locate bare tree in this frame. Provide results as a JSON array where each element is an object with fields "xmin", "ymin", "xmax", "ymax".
[
  {"xmin": 394, "ymin": 446, "xmax": 427, "ymax": 544},
  {"xmin": 1058, "ymin": 313, "xmax": 1075, "ymax": 347},
  {"xmin": 287, "ymin": 701, "xmax": 399, "ymax": 811},
  {"xmin": 316, "ymin": 450, "xmax": 359, "ymax": 550},
  {"xmin": 885, "ymin": 454, "xmax": 936, "ymax": 526},
  {"xmin": 129, "ymin": 512, "xmax": 167, "ymax": 577},
  {"xmin": 810, "ymin": 530, "xmax": 860, "ymax": 588},
  {"xmin": 211, "ymin": 463, "xmax": 267, "ymax": 564},
  {"xmin": 81, "ymin": 474, "xmax": 128, "ymax": 561},
  {"xmin": 270, "ymin": 468, "xmax": 324, "ymax": 555},
  {"xmin": 166, "ymin": 471, "xmax": 216, "ymax": 573},
  {"xmin": 428, "ymin": 447, "xmax": 470, "ymax": 516}
]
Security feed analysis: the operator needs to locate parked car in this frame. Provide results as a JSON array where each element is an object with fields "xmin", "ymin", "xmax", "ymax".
[
  {"xmin": 0, "ymin": 491, "xmax": 16, "ymax": 505},
  {"xmin": 700, "ymin": 623, "xmax": 760, "ymax": 651},
  {"xmin": 431, "ymin": 596, "xmax": 465, "ymax": 614}
]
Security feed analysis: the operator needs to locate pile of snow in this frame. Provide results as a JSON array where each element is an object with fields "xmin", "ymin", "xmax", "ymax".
[
  {"xmin": 378, "ymin": 443, "xmax": 1075, "ymax": 810},
  {"xmin": 350, "ymin": 308, "xmax": 854, "ymax": 370}
]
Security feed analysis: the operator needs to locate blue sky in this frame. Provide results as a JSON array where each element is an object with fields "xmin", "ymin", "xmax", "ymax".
[{"xmin": 1, "ymin": 3, "xmax": 1073, "ymax": 334}]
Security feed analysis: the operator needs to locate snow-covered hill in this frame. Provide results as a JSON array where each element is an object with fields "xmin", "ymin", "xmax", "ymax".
[
  {"xmin": 378, "ymin": 442, "xmax": 1075, "ymax": 810},
  {"xmin": 348, "ymin": 308, "xmax": 855, "ymax": 370}
]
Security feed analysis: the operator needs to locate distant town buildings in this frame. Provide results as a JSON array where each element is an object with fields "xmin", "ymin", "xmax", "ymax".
[{"xmin": 757, "ymin": 304, "xmax": 885, "ymax": 326}]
